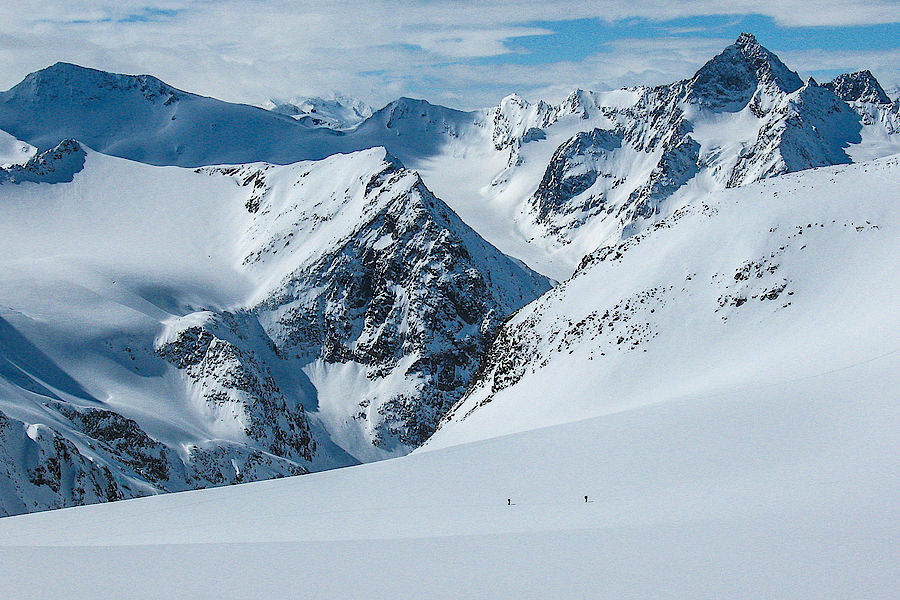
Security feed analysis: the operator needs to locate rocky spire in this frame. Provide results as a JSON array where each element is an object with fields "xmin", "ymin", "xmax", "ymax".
[
  {"xmin": 687, "ymin": 33, "xmax": 803, "ymax": 109},
  {"xmin": 824, "ymin": 70, "xmax": 892, "ymax": 104}
]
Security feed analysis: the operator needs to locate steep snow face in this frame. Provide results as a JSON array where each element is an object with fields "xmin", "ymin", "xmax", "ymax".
[
  {"xmin": 0, "ymin": 145, "xmax": 549, "ymax": 513},
  {"xmin": 429, "ymin": 155, "xmax": 900, "ymax": 448},
  {"xmin": 264, "ymin": 95, "xmax": 373, "ymax": 130}
]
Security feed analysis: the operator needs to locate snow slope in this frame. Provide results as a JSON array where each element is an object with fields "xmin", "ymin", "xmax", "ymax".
[
  {"xmin": 429, "ymin": 154, "xmax": 900, "ymax": 447},
  {"xmin": 0, "ymin": 129, "xmax": 34, "ymax": 167},
  {"xmin": 0, "ymin": 142, "xmax": 548, "ymax": 514}
]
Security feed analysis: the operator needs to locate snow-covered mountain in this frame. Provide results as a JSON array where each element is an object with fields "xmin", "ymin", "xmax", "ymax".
[
  {"xmin": 412, "ymin": 34, "xmax": 900, "ymax": 280},
  {"xmin": 0, "ymin": 140, "xmax": 548, "ymax": 514},
  {"xmin": 6, "ymin": 37, "xmax": 896, "ymax": 281},
  {"xmin": 0, "ymin": 63, "xmax": 348, "ymax": 167},
  {"xmin": 0, "ymin": 32, "xmax": 898, "ymax": 518},
  {"xmin": 1, "ymin": 154, "xmax": 897, "ymax": 592},
  {"xmin": 824, "ymin": 70, "xmax": 892, "ymax": 104},
  {"xmin": 263, "ymin": 95, "xmax": 373, "ymax": 130}
]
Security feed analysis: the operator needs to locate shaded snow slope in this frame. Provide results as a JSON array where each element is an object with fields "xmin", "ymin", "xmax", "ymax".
[
  {"xmin": 0, "ymin": 63, "xmax": 344, "ymax": 166},
  {"xmin": 0, "ymin": 145, "xmax": 548, "ymax": 514},
  {"xmin": 429, "ymin": 154, "xmax": 900, "ymax": 448},
  {"xmin": 0, "ymin": 346, "xmax": 896, "ymax": 598}
]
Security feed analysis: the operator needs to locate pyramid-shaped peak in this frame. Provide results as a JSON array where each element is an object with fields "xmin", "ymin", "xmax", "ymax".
[
  {"xmin": 824, "ymin": 70, "xmax": 891, "ymax": 104},
  {"xmin": 687, "ymin": 33, "xmax": 803, "ymax": 109}
]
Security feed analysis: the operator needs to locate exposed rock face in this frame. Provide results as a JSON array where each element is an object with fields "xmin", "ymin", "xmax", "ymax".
[
  {"xmin": 0, "ymin": 138, "xmax": 85, "ymax": 184},
  {"xmin": 491, "ymin": 94, "xmax": 557, "ymax": 151},
  {"xmin": 532, "ymin": 128, "xmax": 624, "ymax": 224},
  {"xmin": 825, "ymin": 71, "xmax": 892, "ymax": 104},
  {"xmin": 0, "ymin": 397, "xmax": 313, "ymax": 516},
  {"xmin": 245, "ymin": 150, "xmax": 552, "ymax": 451},
  {"xmin": 727, "ymin": 81, "xmax": 861, "ymax": 186},
  {"xmin": 155, "ymin": 312, "xmax": 316, "ymax": 464},
  {"xmin": 687, "ymin": 32, "xmax": 803, "ymax": 110},
  {"xmin": 0, "ymin": 408, "xmax": 125, "ymax": 516}
]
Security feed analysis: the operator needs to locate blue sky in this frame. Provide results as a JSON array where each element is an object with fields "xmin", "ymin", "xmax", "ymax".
[
  {"xmin": 500, "ymin": 15, "xmax": 900, "ymax": 65},
  {"xmin": 0, "ymin": 1, "xmax": 897, "ymax": 109}
]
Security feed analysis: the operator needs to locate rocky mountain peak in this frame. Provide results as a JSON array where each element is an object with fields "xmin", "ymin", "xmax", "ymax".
[
  {"xmin": 0, "ymin": 138, "xmax": 86, "ymax": 184},
  {"xmin": 824, "ymin": 70, "xmax": 891, "ymax": 104},
  {"xmin": 687, "ymin": 33, "xmax": 803, "ymax": 109}
]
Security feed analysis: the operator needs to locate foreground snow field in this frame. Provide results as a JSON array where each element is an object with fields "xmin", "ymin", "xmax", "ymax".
[{"xmin": 0, "ymin": 348, "xmax": 897, "ymax": 598}]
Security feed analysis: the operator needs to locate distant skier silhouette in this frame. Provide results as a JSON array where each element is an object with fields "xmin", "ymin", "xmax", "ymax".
[
  {"xmin": 584, "ymin": 495, "xmax": 588, "ymax": 503},
  {"xmin": 507, "ymin": 498, "xmax": 511, "ymax": 506}
]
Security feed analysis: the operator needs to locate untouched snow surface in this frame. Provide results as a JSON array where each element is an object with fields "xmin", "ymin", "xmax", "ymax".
[{"xmin": 0, "ymin": 349, "xmax": 896, "ymax": 598}]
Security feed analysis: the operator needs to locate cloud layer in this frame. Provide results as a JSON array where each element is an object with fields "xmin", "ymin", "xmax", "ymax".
[{"xmin": 1, "ymin": 1, "xmax": 898, "ymax": 110}]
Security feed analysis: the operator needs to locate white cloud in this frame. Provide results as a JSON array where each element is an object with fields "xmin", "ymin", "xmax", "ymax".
[{"xmin": 0, "ymin": 1, "xmax": 897, "ymax": 110}]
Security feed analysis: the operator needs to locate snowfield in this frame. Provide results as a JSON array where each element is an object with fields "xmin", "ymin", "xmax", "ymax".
[
  {"xmin": 0, "ymin": 349, "xmax": 896, "ymax": 598},
  {"xmin": 429, "ymin": 156, "xmax": 900, "ymax": 448}
]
